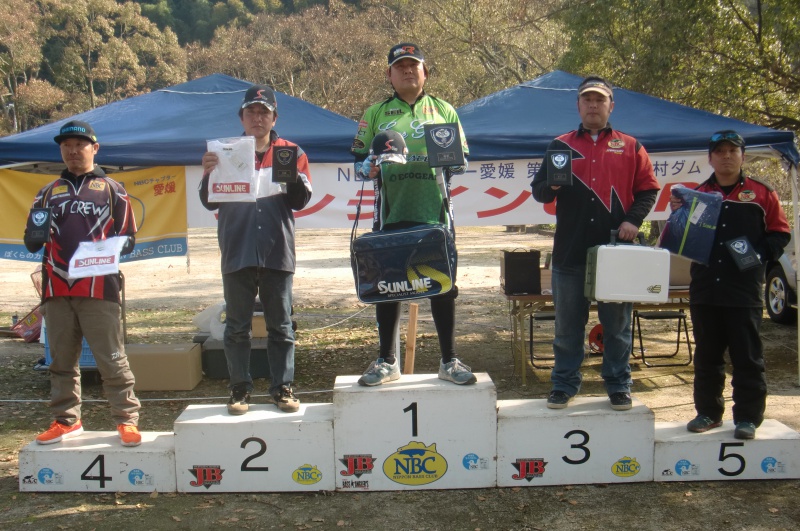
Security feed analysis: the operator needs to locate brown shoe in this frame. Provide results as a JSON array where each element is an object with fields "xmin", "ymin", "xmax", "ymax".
[
  {"xmin": 227, "ymin": 384, "xmax": 250, "ymax": 416},
  {"xmin": 272, "ymin": 385, "xmax": 300, "ymax": 413}
]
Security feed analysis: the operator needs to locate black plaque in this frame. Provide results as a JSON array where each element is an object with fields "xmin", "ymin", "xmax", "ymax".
[
  {"xmin": 725, "ymin": 236, "xmax": 761, "ymax": 271},
  {"xmin": 423, "ymin": 123, "xmax": 465, "ymax": 167},
  {"xmin": 546, "ymin": 150, "xmax": 572, "ymax": 186},
  {"xmin": 272, "ymin": 145, "xmax": 298, "ymax": 183},
  {"xmin": 26, "ymin": 207, "xmax": 52, "ymax": 244}
]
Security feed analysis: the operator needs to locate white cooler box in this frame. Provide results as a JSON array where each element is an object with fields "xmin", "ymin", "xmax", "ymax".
[{"xmin": 584, "ymin": 237, "xmax": 670, "ymax": 303}]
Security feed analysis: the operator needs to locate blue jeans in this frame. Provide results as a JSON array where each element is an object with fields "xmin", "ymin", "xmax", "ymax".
[
  {"xmin": 222, "ymin": 267, "xmax": 295, "ymax": 396},
  {"xmin": 551, "ymin": 265, "xmax": 633, "ymax": 396}
]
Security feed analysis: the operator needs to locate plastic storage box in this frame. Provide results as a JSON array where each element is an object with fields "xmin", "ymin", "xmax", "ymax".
[{"xmin": 44, "ymin": 335, "xmax": 97, "ymax": 369}]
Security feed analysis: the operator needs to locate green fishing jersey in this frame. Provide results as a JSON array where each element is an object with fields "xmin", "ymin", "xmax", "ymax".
[{"xmin": 351, "ymin": 93, "xmax": 469, "ymax": 227}]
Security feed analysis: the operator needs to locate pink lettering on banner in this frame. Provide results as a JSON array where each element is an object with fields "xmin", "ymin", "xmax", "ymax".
[
  {"xmin": 75, "ymin": 256, "xmax": 116, "ymax": 268},
  {"xmin": 212, "ymin": 182, "xmax": 251, "ymax": 194}
]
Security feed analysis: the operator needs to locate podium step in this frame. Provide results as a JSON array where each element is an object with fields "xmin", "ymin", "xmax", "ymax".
[
  {"xmin": 333, "ymin": 373, "xmax": 497, "ymax": 491},
  {"xmin": 654, "ymin": 419, "xmax": 800, "ymax": 481},
  {"xmin": 497, "ymin": 397, "xmax": 655, "ymax": 486},
  {"xmin": 174, "ymin": 403, "xmax": 334, "ymax": 492},
  {"xmin": 19, "ymin": 431, "xmax": 175, "ymax": 492}
]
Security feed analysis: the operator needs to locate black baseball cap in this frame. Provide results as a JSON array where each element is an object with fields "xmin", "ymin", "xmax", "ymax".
[
  {"xmin": 370, "ymin": 130, "xmax": 408, "ymax": 165},
  {"xmin": 388, "ymin": 43, "xmax": 425, "ymax": 66},
  {"xmin": 709, "ymin": 130, "xmax": 745, "ymax": 153},
  {"xmin": 54, "ymin": 120, "xmax": 98, "ymax": 144},
  {"xmin": 240, "ymin": 84, "xmax": 277, "ymax": 113},
  {"xmin": 578, "ymin": 76, "xmax": 614, "ymax": 100}
]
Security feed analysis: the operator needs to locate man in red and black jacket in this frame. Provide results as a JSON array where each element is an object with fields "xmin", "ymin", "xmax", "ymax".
[
  {"xmin": 532, "ymin": 76, "xmax": 660, "ymax": 412},
  {"xmin": 24, "ymin": 120, "xmax": 141, "ymax": 447},
  {"xmin": 682, "ymin": 130, "xmax": 790, "ymax": 440}
]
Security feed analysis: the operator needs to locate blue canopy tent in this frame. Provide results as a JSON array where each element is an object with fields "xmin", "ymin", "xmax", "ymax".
[
  {"xmin": 0, "ymin": 74, "xmax": 356, "ymax": 167},
  {"xmin": 458, "ymin": 70, "xmax": 799, "ymax": 165}
]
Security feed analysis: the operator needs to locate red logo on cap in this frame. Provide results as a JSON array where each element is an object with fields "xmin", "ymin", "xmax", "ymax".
[
  {"xmin": 383, "ymin": 140, "xmax": 395, "ymax": 153},
  {"xmin": 256, "ymin": 89, "xmax": 267, "ymax": 99},
  {"xmin": 400, "ymin": 46, "xmax": 415, "ymax": 55}
]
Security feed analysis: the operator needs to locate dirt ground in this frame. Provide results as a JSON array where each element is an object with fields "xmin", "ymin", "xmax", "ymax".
[{"xmin": 1, "ymin": 226, "xmax": 799, "ymax": 530}]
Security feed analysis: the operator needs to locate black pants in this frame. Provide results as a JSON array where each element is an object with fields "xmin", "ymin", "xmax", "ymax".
[
  {"xmin": 377, "ymin": 287, "xmax": 458, "ymax": 363},
  {"xmin": 689, "ymin": 304, "xmax": 766, "ymax": 426}
]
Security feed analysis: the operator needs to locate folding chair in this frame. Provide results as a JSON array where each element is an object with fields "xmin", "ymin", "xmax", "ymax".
[
  {"xmin": 633, "ymin": 309, "xmax": 692, "ymax": 367},
  {"xmin": 528, "ymin": 310, "xmax": 555, "ymax": 369}
]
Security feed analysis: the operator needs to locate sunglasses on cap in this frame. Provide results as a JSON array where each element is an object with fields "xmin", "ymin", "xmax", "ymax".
[{"xmin": 709, "ymin": 132, "xmax": 744, "ymax": 144}]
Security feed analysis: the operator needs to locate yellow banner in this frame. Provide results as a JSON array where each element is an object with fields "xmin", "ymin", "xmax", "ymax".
[{"xmin": 0, "ymin": 166, "xmax": 187, "ymax": 262}]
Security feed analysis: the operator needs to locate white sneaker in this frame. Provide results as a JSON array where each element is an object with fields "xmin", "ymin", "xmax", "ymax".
[
  {"xmin": 358, "ymin": 358, "xmax": 401, "ymax": 386},
  {"xmin": 438, "ymin": 358, "xmax": 477, "ymax": 385}
]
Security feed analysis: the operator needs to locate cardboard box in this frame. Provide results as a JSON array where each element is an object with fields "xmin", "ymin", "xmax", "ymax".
[
  {"xmin": 251, "ymin": 312, "xmax": 267, "ymax": 338},
  {"xmin": 126, "ymin": 343, "xmax": 202, "ymax": 391}
]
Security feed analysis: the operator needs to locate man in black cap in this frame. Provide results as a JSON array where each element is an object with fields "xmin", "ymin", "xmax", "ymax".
[
  {"xmin": 350, "ymin": 42, "xmax": 476, "ymax": 387},
  {"xmin": 200, "ymin": 85, "xmax": 313, "ymax": 414},
  {"xmin": 24, "ymin": 120, "xmax": 142, "ymax": 446},
  {"xmin": 681, "ymin": 130, "xmax": 790, "ymax": 439},
  {"xmin": 531, "ymin": 76, "xmax": 660, "ymax": 411}
]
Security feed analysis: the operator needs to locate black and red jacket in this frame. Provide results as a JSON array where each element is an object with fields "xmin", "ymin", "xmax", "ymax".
[
  {"xmin": 24, "ymin": 167, "xmax": 136, "ymax": 304},
  {"xmin": 532, "ymin": 124, "xmax": 660, "ymax": 268},
  {"xmin": 690, "ymin": 172, "xmax": 790, "ymax": 307}
]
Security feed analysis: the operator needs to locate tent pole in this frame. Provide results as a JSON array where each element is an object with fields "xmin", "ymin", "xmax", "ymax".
[{"xmin": 792, "ymin": 164, "xmax": 800, "ymax": 387}]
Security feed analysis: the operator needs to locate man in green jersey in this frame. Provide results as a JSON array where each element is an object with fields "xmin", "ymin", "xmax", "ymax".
[{"xmin": 350, "ymin": 42, "xmax": 475, "ymax": 387}]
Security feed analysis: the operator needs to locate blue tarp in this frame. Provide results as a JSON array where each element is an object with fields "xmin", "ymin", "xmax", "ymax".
[
  {"xmin": 0, "ymin": 74, "xmax": 358, "ymax": 166},
  {"xmin": 458, "ymin": 71, "xmax": 799, "ymax": 165}
]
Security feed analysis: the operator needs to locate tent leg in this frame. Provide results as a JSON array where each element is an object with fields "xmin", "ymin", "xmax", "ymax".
[{"xmin": 792, "ymin": 165, "xmax": 800, "ymax": 387}]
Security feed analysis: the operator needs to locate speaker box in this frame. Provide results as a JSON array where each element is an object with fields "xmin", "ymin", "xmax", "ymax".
[{"xmin": 501, "ymin": 250, "xmax": 541, "ymax": 295}]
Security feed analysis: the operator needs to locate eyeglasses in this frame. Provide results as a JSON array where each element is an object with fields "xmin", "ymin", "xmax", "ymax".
[{"xmin": 710, "ymin": 132, "xmax": 744, "ymax": 144}]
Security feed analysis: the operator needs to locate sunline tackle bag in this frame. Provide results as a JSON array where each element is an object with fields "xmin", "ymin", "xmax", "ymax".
[
  {"xmin": 351, "ymin": 223, "xmax": 457, "ymax": 304},
  {"xmin": 349, "ymin": 159, "xmax": 458, "ymax": 304}
]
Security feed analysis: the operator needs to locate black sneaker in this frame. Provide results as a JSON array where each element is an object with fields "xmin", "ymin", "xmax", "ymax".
[
  {"xmin": 227, "ymin": 383, "xmax": 250, "ymax": 415},
  {"xmin": 546, "ymin": 390, "xmax": 573, "ymax": 409},
  {"xmin": 272, "ymin": 385, "xmax": 300, "ymax": 413},
  {"xmin": 734, "ymin": 421, "xmax": 757, "ymax": 440},
  {"xmin": 686, "ymin": 415, "xmax": 722, "ymax": 433},
  {"xmin": 609, "ymin": 392, "xmax": 632, "ymax": 411}
]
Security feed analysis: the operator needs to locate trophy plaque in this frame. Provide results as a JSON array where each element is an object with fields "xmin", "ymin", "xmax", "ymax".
[
  {"xmin": 423, "ymin": 123, "xmax": 465, "ymax": 167},
  {"xmin": 546, "ymin": 150, "xmax": 573, "ymax": 186},
  {"xmin": 272, "ymin": 145, "xmax": 298, "ymax": 183}
]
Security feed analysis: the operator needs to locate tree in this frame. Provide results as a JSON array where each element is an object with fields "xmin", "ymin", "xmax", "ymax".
[
  {"xmin": 188, "ymin": 0, "xmax": 571, "ymax": 117},
  {"xmin": 363, "ymin": 0, "xmax": 571, "ymax": 106},
  {"xmin": 187, "ymin": 4, "xmax": 390, "ymax": 118},
  {"xmin": 42, "ymin": 0, "xmax": 187, "ymax": 108},
  {"xmin": 557, "ymin": 0, "xmax": 800, "ymax": 133},
  {"xmin": 0, "ymin": 0, "xmax": 49, "ymax": 132}
]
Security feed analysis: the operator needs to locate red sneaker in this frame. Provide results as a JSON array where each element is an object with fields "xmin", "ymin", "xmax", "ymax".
[
  {"xmin": 36, "ymin": 420, "xmax": 84, "ymax": 445},
  {"xmin": 117, "ymin": 424, "xmax": 142, "ymax": 447}
]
